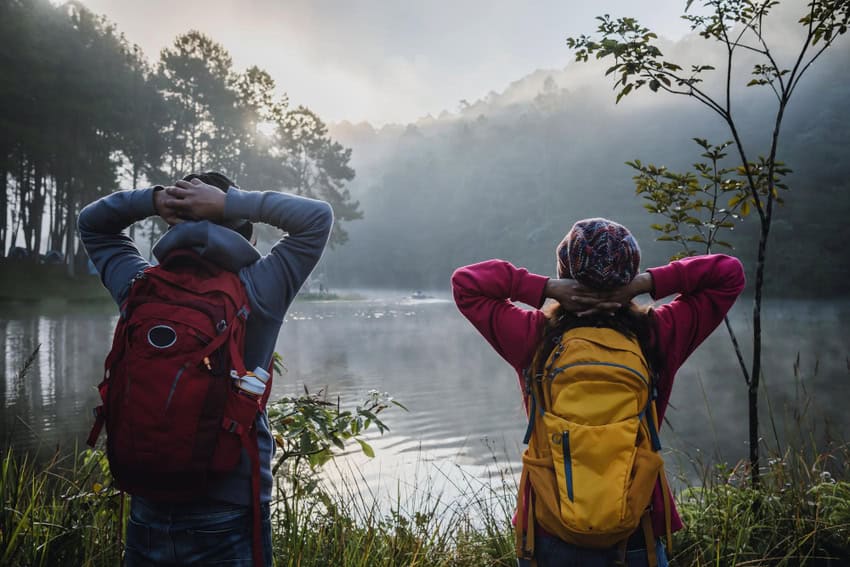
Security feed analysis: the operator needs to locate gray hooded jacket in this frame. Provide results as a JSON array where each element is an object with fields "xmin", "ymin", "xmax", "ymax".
[{"xmin": 78, "ymin": 186, "xmax": 333, "ymax": 505}]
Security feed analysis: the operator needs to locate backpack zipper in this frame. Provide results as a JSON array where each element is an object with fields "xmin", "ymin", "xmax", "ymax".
[
  {"xmin": 562, "ymin": 430, "xmax": 574, "ymax": 502},
  {"xmin": 549, "ymin": 361, "xmax": 649, "ymax": 388},
  {"xmin": 164, "ymin": 364, "xmax": 188, "ymax": 411}
]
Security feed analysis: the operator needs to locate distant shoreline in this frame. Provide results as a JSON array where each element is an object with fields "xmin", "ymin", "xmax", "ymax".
[
  {"xmin": 2, "ymin": 260, "xmax": 846, "ymax": 303},
  {"xmin": 0, "ymin": 259, "xmax": 110, "ymax": 303},
  {"xmin": 0, "ymin": 260, "xmax": 366, "ymax": 304}
]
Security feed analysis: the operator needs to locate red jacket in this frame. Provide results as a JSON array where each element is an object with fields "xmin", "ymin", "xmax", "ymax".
[{"xmin": 451, "ymin": 254, "xmax": 746, "ymax": 538}]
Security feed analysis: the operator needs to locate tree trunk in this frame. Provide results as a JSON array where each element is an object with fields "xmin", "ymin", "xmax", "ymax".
[
  {"xmin": 22, "ymin": 165, "xmax": 36, "ymax": 256},
  {"xmin": 130, "ymin": 162, "xmax": 140, "ymax": 240},
  {"xmin": 31, "ymin": 167, "xmax": 45, "ymax": 255},
  {"xmin": 0, "ymin": 166, "xmax": 7, "ymax": 256},
  {"xmin": 147, "ymin": 218, "xmax": 161, "ymax": 262},
  {"xmin": 64, "ymin": 201, "xmax": 76, "ymax": 277},
  {"xmin": 748, "ymin": 224, "xmax": 769, "ymax": 487},
  {"xmin": 9, "ymin": 153, "xmax": 25, "ymax": 254},
  {"xmin": 51, "ymin": 177, "xmax": 68, "ymax": 252}
]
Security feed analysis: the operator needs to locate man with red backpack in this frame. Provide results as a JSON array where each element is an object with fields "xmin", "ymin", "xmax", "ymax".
[{"xmin": 79, "ymin": 172, "xmax": 333, "ymax": 566}]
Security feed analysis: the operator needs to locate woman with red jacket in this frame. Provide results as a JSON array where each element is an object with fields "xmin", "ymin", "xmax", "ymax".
[{"xmin": 451, "ymin": 218, "xmax": 745, "ymax": 567}]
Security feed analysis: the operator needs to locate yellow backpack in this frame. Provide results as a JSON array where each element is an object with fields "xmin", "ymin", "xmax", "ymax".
[{"xmin": 516, "ymin": 326, "xmax": 672, "ymax": 566}]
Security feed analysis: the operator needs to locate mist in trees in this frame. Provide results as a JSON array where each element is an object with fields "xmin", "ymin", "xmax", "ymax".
[
  {"xmin": 322, "ymin": 8, "xmax": 849, "ymax": 296},
  {"xmin": 0, "ymin": 0, "xmax": 361, "ymax": 272},
  {"xmin": 3, "ymin": 0, "xmax": 847, "ymax": 296}
]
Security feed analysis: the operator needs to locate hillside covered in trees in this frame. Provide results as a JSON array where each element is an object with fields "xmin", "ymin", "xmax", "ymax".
[{"xmin": 321, "ymin": 8, "xmax": 850, "ymax": 297}]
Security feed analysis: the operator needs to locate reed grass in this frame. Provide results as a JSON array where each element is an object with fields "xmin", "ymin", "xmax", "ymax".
[
  {"xmin": 2, "ymin": 441, "xmax": 849, "ymax": 566},
  {"xmin": 0, "ymin": 447, "xmax": 125, "ymax": 567},
  {"xmin": 3, "ymin": 351, "xmax": 849, "ymax": 566}
]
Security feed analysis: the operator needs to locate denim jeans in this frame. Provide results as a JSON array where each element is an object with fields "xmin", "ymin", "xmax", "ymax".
[
  {"xmin": 124, "ymin": 497, "xmax": 272, "ymax": 566},
  {"xmin": 517, "ymin": 534, "xmax": 669, "ymax": 567}
]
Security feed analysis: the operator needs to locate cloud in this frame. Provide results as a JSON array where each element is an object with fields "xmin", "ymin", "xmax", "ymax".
[{"xmin": 79, "ymin": 0, "xmax": 695, "ymax": 124}]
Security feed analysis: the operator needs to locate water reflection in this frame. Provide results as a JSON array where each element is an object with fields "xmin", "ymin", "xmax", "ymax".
[{"xmin": 1, "ymin": 296, "xmax": 848, "ymax": 497}]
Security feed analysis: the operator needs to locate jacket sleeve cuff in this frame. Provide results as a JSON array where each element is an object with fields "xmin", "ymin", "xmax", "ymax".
[
  {"xmin": 222, "ymin": 187, "xmax": 257, "ymax": 221},
  {"xmin": 647, "ymin": 263, "xmax": 681, "ymax": 300},
  {"xmin": 134, "ymin": 187, "xmax": 158, "ymax": 219},
  {"xmin": 516, "ymin": 272, "xmax": 549, "ymax": 308}
]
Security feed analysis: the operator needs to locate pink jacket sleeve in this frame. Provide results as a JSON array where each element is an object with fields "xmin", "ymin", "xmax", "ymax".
[
  {"xmin": 451, "ymin": 260, "xmax": 549, "ymax": 370},
  {"xmin": 647, "ymin": 254, "xmax": 746, "ymax": 408}
]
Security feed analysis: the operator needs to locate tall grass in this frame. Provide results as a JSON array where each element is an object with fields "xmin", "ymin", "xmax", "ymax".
[
  {"xmin": 2, "ymin": 442, "xmax": 849, "ymax": 565},
  {"xmin": 672, "ymin": 447, "xmax": 850, "ymax": 566},
  {"xmin": 3, "ymin": 352, "xmax": 849, "ymax": 565},
  {"xmin": 271, "ymin": 453, "xmax": 517, "ymax": 566},
  {"xmin": 0, "ymin": 448, "xmax": 125, "ymax": 566},
  {"xmin": 668, "ymin": 356, "xmax": 850, "ymax": 566}
]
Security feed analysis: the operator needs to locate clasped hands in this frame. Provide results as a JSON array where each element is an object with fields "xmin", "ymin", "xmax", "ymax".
[
  {"xmin": 153, "ymin": 178, "xmax": 226, "ymax": 226},
  {"xmin": 544, "ymin": 273, "xmax": 653, "ymax": 317}
]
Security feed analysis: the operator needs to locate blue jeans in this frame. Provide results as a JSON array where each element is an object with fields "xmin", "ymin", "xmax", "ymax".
[
  {"xmin": 517, "ymin": 534, "xmax": 669, "ymax": 567},
  {"xmin": 124, "ymin": 498, "xmax": 272, "ymax": 566}
]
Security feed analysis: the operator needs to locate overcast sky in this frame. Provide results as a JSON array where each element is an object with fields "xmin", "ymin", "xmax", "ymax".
[{"xmin": 77, "ymin": 0, "xmax": 695, "ymax": 125}]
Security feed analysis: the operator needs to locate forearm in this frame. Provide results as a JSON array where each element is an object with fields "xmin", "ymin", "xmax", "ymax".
[
  {"xmin": 223, "ymin": 188, "xmax": 333, "ymax": 243},
  {"xmin": 79, "ymin": 188, "xmax": 157, "ymax": 237},
  {"xmin": 453, "ymin": 260, "xmax": 548, "ymax": 309},
  {"xmin": 628, "ymin": 272, "xmax": 654, "ymax": 298},
  {"xmin": 647, "ymin": 254, "xmax": 744, "ymax": 300}
]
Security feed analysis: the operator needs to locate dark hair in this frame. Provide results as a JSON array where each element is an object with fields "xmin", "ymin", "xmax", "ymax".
[
  {"xmin": 534, "ymin": 301, "xmax": 660, "ymax": 377},
  {"xmin": 181, "ymin": 171, "xmax": 253, "ymax": 241}
]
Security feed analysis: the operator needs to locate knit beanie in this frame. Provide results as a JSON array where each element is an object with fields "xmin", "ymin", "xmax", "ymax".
[{"xmin": 556, "ymin": 218, "xmax": 641, "ymax": 289}]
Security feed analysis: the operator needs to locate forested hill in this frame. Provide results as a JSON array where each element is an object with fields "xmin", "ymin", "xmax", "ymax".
[{"xmin": 322, "ymin": 26, "xmax": 850, "ymax": 297}]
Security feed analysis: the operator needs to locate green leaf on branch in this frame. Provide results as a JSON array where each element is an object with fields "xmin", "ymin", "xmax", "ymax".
[{"xmin": 356, "ymin": 438, "xmax": 375, "ymax": 458}]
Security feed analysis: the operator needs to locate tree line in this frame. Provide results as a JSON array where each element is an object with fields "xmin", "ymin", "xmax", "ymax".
[{"xmin": 0, "ymin": 0, "xmax": 361, "ymax": 273}]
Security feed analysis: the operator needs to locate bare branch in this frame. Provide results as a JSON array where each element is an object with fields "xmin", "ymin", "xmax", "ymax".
[
  {"xmin": 729, "ymin": 41, "xmax": 769, "ymax": 55},
  {"xmin": 788, "ymin": 40, "xmax": 834, "ymax": 99},
  {"xmin": 783, "ymin": 0, "xmax": 819, "ymax": 98}
]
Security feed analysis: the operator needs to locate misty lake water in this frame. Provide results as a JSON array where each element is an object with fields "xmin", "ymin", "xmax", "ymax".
[{"xmin": 2, "ymin": 293, "xmax": 849, "ymax": 503}]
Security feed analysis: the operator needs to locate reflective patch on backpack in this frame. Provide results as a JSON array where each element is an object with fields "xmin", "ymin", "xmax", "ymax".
[{"xmin": 147, "ymin": 325, "xmax": 177, "ymax": 349}]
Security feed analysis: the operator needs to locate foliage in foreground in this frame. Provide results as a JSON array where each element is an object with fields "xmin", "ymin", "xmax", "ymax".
[
  {"xmin": 3, "ymin": 440, "xmax": 850, "ymax": 566},
  {"xmin": 670, "ymin": 448, "xmax": 850, "ymax": 566}
]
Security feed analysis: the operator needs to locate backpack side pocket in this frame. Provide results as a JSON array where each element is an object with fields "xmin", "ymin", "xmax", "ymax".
[{"xmin": 544, "ymin": 412, "xmax": 640, "ymax": 536}]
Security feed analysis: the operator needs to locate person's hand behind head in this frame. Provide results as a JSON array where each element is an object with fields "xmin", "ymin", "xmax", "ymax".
[
  {"xmin": 165, "ymin": 178, "xmax": 226, "ymax": 223},
  {"xmin": 153, "ymin": 185, "xmax": 185, "ymax": 226},
  {"xmin": 564, "ymin": 273, "xmax": 653, "ymax": 316},
  {"xmin": 545, "ymin": 278, "xmax": 622, "ymax": 317}
]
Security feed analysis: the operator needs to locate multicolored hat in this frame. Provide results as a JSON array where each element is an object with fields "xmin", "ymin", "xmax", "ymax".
[{"xmin": 557, "ymin": 218, "xmax": 640, "ymax": 289}]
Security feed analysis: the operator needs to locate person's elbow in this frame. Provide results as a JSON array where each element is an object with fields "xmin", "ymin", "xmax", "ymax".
[
  {"xmin": 318, "ymin": 200, "xmax": 334, "ymax": 228},
  {"xmin": 450, "ymin": 266, "xmax": 473, "ymax": 302},
  {"xmin": 314, "ymin": 201, "xmax": 334, "ymax": 238},
  {"xmin": 450, "ymin": 266, "xmax": 466, "ymax": 289},
  {"xmin": 77, "ymin": 201, "xmax": 97, "ymax": 235},
  {"xmin": 721, "ymin": 255, "xmax": 746, "ymax": 294}
]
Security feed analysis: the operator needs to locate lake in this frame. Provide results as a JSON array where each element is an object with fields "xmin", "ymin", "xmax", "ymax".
[{"xmin": 2, "ymin": 294, "xmax": 848, "ymax": 501}]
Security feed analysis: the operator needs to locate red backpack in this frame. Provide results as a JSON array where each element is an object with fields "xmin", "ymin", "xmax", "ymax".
[{"xmin": 87, "ymin": 249, "xmax": 270, "ymax": 564}]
